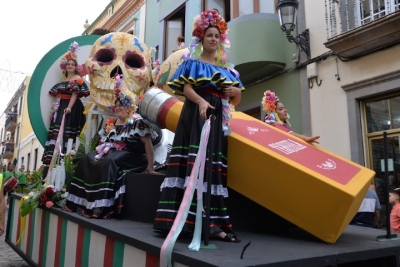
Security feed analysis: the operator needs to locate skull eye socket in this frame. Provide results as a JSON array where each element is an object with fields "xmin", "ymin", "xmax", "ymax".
[
  {"xmin": 123, "ymin": 51, "xmax": 145, "ymax": 69},
  {"xmin": 93, "ymin": 48, "xmax": 116, "ymax": 65}
]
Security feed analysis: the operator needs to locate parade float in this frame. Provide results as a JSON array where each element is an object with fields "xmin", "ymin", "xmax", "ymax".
[{"xmin": 5, "ymin": 32, "xmax": 400, "ymax": 267}]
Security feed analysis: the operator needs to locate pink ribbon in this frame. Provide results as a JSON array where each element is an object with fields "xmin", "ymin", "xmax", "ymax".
[
  {"xmin": 45, "ymin": 114, "xmax": 66, "ymax": 182},
  {"xmin": 160, "ymin": 119, "xmax": 211, "ymax": 267}
]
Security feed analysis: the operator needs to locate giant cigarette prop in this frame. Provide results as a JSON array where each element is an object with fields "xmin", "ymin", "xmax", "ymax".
[{"xmin": 140, "ymin": 88, "xmax": 375, "ymax": 243}]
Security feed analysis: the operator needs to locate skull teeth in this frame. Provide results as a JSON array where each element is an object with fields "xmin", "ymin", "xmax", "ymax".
[{"xmin": 95, "ymin": 81, "xmax": 116, "ymax": 90}]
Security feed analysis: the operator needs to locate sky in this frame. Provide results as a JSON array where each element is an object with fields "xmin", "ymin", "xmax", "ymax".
[{"xmin": 0, "ymin": 0, "xmax": 111, "ymax": 114}]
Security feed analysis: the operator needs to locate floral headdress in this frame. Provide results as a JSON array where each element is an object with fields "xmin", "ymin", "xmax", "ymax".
[
  {"xmin": 108, "ymin": 74, "xmax": 137, "ymax": 113},
  {"xmin": 262, "ymin": 90, "xmax": 280, "ymax": 124},
  {"xmin": 187, "ymin": 9, "xmax": 231, "ymax": 67},
  {"xmin": 261, "ymin": 90, "xmax": 279, "ymax": 113},
  {"xmin": 59, "ymin": 41, "xmax": 83, "ymax": 73}
]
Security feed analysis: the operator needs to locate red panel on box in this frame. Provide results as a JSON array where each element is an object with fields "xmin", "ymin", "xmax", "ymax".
[{"xmin": 230, "ymin": 119, "xmax": 361, "ymax": 185}]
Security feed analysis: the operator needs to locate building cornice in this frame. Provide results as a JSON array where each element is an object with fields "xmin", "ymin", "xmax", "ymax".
[
  {"xmin": 342, "ymin": 69, "xmax": 400, "ymax": 92},
  {"xmin": 103, "ymin": 0, "xmax": 145, "ymax": 31}
]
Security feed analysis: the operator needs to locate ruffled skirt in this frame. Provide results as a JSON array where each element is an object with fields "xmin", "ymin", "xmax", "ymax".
[
  {"xmin": 153, "ymin": 91, "xmax": 234, "ymax": 235},
  {"xmin": 65, "ymin": 149, "xmax": 148, "ymax": 218},
  {"xmin": 42, "ymin": 98, "xmax": 86, "ymax": 164}
]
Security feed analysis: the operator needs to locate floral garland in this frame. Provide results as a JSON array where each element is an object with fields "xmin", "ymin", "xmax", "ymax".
[
  {"xmin": 20, "ymin": 184, "xmax": 67, "ymax": 217},
  {"xmin": 108, "ymin": 74, "xmax": 137, "ymax": 112}
]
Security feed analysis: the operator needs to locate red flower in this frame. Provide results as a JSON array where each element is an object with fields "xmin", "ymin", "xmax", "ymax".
[
  {"xmin": 45, "ymin": 187, "xmax": 54, "ymax": 196},
  {"xmin": 40, "ymin": 193, "xmax": 50, "ymax": 205},
  {"xmin": 192, "ymin": 27, "xmax": 204, "ymax": 40}
]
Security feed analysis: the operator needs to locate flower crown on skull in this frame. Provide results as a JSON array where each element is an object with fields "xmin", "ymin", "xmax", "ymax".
[
  {"xmin": 59, "ymin": 41, "xmax": 83, "ymax": 72},
  {"xmin": 108, "ymin": 74, "xmax": 137, "ymax": 112}
]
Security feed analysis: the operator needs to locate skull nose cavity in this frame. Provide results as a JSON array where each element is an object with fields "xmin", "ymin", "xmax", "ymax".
[
  {"xmin": 93, "ymin": 48, "xmax": 116, "ymax": 65},
  {"xmin": 123, "ymin": 51, "xmax": 144, "ymax": 69},
  {"xmin": 110, "ymin": 66, "xmax": 123, "ymax": 79}
]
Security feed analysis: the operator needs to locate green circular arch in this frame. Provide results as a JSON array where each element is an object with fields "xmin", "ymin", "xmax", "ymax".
[{"xmin": 28, "ymin": 35, "xmax": 99, "ymax": 147}]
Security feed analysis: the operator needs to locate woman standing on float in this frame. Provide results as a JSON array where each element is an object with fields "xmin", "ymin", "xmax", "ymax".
[
  {"xmin": 154, "ymin": 9, "xmax": 244, "ymax": 242},
  {"xmin": 42, "ymin": 42, "xmax": 89, "ymax": 165}
]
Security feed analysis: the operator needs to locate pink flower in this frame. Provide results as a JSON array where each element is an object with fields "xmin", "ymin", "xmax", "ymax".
[{"xmin": 45, "ymin": 201, "xmax": 54, "ymax": 209}]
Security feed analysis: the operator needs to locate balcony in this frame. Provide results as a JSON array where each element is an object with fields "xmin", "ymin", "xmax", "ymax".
[
  {"xmin": 2, "ymin": 143, "xmax": 15, "ymax": 159},
  {"xmin": 324, "ymin": 0, "xmax": 400, "ymax": 58},
  {"xmin": 227, "ymin": 13, "xmax": 286, "ymax": 85},
  {"xmin": 5, "ymin": 113, "xmax": 17, "ymax": 131}
]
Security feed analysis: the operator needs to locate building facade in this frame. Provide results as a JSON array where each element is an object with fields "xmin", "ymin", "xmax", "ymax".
[
  {"xmin": 86, "ymin": 0, "xmax": 310, "ymax": 135},
  {"xmin": 18, "ymin": 77, "xmax": 44, "ymax": 172},
  {"xmin": 0, "ymin": 76, "xmax": 43, "ymax": 172},
  {"xmin": 306, "ymin": 1, "xmax": 400, "ymax": 221}
]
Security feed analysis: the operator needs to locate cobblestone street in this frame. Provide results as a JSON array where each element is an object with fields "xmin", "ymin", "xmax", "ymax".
[{"xmin": 0, "ymin": 198, "xmax": 29, "ymax": 267}]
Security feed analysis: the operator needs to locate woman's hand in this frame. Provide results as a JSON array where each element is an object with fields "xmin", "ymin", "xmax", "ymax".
[
  {"xmin": 304, "ymin": 135, "xmax": 320, "ymax": 144},
  {"xmin": 223, "ymin": 86, "xmax": 241, "ymax": 106},
  {"xmin": 222, "ymin": 86, "xmax": 241, "ymax": 98},
  {"xmin": 198, "ymin": 100, "xmax": 215, "ymax": 121},
  {"xmin": 64, "ymin": 108, "xmax": 71, "ymax": 114}
]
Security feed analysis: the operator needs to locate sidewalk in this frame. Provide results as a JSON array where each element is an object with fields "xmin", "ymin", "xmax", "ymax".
[{"xmin": 0, "ymin": 198, "xmax": 29, "ymax": 267}]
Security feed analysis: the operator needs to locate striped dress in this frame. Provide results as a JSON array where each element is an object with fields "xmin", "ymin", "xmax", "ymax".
[
  {"xmin": 153, "ymin": 59, "xmax": 244, "ymax": 235},
  {"xmin": 42, "ymin": 79, "xmax": 89, "ymax": 164}
]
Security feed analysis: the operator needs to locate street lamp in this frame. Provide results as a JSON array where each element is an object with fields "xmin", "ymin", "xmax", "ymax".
[{"xmin": 276, "ymin": 0, "xmax": 310, "ymax": 59}]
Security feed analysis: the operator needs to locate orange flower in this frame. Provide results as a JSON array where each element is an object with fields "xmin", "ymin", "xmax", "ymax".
[
  {"xmin": 218, "ymin": 22, "xmax": 228, "ymax": 34},
  {"xmin": 65, "ymin": 53, "xmax": 72, "ymax": 60},
  {"xmin": 106, "ymin": 117, "xmax": 115, "ymax": 125},
  {"xmin": 76, "ymin": 78, "xmax": 84, "ymax": 85}
]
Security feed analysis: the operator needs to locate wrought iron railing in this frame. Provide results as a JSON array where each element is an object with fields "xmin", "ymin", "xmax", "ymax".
[
  {"xmin": 325, "ymin": 0, "xmax": 400, "ymax": 39},
  {"xmin": 5, "ymin": 113, "xmax": 17, "ymax": 128},
  {"xmin": 1, "ymin": 143, "xmax": 14, "ymax": 155}
]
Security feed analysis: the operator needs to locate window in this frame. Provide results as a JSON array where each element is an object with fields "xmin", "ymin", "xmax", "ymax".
[
  {"xmin": 21, "ymin": 156, "xmax": 24, "ymax": 168},
  {"xmin": 27, "ymin": 153, "xmax": 31, "ymax": 171},
  {"xmin": 15, "ymin": 126, "xmax": 20, "ymax": 145},
  {"xmin": 239, "ymin": 0, "xmax": 254, "ymax": 16},
  {"xmin": 259, "ymin": 0, "xmax": 275, "ymax": 13},
  {"xmin": 164, "ymin": 5, "xmax": 186, "ymax": 60},
  {"xmin": 336, "ymin": 0, "xmax": 400, "ymax": 34},
  {"xmin": 231, "ymin": 0, "xmax": 275, "ymax": 19},
  {"xmin": 108, "ymin": 7, "xmax": 113, "ymax": 17},
  {"xmin": 204, "ymin": 0, "xmax": 231, "ymax": 22},
  {"xmin": 34, "ymin": 148, "xmax": 38, "ymax": 171},
  {"xmin": 363, "ymin": 94, "xmax": 400, "ymax": 227},
  {"xmin": 19, "ymin": 96, "xmax": 23, "ymax": 116}
]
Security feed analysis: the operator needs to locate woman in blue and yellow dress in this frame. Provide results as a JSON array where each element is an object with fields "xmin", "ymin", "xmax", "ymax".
[
  {"xmin": 154, "ymin": 9, "xmax": 244, "ymax": 242},
  {"xmin": 42, "ymin": 42, "xmax": 89, "ymax": 165}
]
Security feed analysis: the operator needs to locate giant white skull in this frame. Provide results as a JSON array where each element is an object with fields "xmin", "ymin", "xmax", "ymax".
[{"xmin": 85, "ymin": 32, "xmax": 151, "ymax": 110}]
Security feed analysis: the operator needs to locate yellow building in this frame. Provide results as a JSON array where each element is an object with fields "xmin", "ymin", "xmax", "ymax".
[
  {"xmin": 83, "ymin": 0, "xmax": 145, "ymax": 38},
  {"xmin": 0, "ymin": 76, "xmax": 43, "ymax": 171},
  {"xmin": 18, "ymin": 77, "xmax": 44, "ymax": 172}
]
